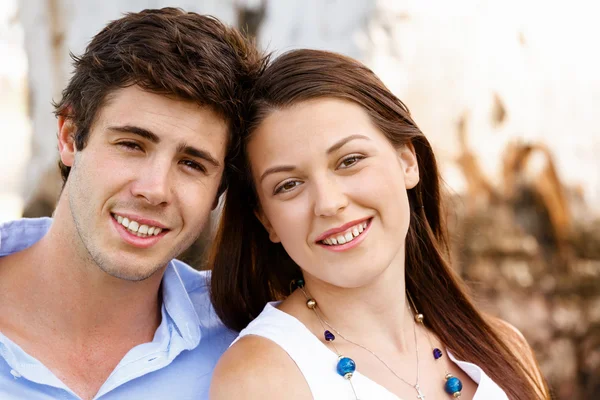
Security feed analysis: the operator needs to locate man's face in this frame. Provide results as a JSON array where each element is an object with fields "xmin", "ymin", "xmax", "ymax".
[{"xmin": 61, "ymin": 85, "xmax": 228, "ymax": 281}]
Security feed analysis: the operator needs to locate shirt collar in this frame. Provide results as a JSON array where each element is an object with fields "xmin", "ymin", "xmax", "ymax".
[{"xmin": 161, "ymin": 261, "xmax": 202, "ymax": 348}]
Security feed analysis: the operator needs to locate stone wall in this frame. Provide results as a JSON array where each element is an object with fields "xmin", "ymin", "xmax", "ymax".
[{"xmin": 449, "ymin": 194, "xmax": 600, "ymax": 399}]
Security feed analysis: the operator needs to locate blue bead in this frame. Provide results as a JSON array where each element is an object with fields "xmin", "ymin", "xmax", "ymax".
[
  {"xmin": 444, "ymin": 376, "xmax": 463, "ymax": 395},
  {"xmin": 324, "ymin": 330, "xmax": 335, "ymax": 341},
  {"xmin": 296, "ymin": 279, "xmax": 305, "ymax": 288},
  {"xmin": 336, "ymin": 357, "xmax": 356, "ymax": 379},
  {"xmin": 433, "ymin": 348, "xmax": 443, "ymax": 359}
]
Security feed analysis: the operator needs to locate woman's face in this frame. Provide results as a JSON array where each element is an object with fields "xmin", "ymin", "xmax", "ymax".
[{"xmin": 247, "ymin": 98, "xmax": 420, "ymax": 288}]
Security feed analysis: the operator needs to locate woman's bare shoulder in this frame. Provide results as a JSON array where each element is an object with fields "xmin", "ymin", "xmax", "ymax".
[{"xmin": 209, "ymin": 334, "xmax": 312, "ymax": 400}]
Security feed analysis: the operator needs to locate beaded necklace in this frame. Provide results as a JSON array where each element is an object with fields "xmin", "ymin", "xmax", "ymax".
[{"xmin": 294, "ymin": 279, "xmax": 463, "ymax": 399}]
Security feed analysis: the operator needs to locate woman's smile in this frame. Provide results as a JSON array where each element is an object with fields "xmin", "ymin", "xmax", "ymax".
[{"xmin": 316, "ymin": 217, "xmax": 373, "ymax": 251}]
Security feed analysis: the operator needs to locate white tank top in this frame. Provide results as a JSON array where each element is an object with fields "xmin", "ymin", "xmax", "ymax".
[{"xmin": 235, "ymin": 302, "xmax": 509, "ymax": 400}]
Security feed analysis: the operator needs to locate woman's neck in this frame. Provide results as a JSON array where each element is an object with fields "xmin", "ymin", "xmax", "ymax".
[{"xmin": 284, "ymin": 261, "xmax": 416, "ymax": 354}]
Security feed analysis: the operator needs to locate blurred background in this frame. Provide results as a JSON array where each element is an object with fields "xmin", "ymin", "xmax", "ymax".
[{"xmin": 1, "ymin": 0, "xmax": 598, "ymax": 397}]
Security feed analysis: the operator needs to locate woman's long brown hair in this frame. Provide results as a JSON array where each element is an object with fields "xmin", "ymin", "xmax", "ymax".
[{"xmin": 210, "ymin": 49, "xmax": 550, "ymax": 399}]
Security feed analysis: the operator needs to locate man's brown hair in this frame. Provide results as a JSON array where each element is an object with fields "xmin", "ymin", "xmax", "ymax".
[{"xmin": 54, "ymin": 7, "xmax": 264, "ymax": 185}]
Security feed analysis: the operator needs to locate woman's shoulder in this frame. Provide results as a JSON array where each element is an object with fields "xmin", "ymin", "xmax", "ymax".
[{"xmin": 210, "ymin": 334, "xmax": 312, "ymax": 400}]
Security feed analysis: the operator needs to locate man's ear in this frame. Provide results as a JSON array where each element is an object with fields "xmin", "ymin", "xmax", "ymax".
[
  {"xmin": 397, "ymin": 142, "xmax": 420, "ymax": 189},
  {"xmin": 58, "ymin": 115, "xmax": 77, "ymax": 168},
  {"xmin": 254, "ymin": 208, "xmax": 280, "ymax": 243}
]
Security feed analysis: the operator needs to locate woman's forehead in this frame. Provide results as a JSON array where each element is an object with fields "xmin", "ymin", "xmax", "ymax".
[{"xmin": 249, "ymin": 98, "xmax": 377, "ymax": 146}]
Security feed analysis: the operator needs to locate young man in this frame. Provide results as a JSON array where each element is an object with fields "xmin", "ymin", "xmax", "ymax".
[{"xmin": 0, "ymin": 8, "xmax": 262, "ymax": 400}]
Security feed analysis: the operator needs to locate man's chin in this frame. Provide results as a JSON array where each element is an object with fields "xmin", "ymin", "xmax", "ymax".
[{"xmin": 96, "ymin": 259, "xmax": 166, "ymax": 282}]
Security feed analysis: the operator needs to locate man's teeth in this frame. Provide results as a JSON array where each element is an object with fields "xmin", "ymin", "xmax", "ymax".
[
  {"xmin": 114, "ymin": 214, "xmax": 163, "ymax": 237},
  {"xmin": 322, "ymin": 221, "xmax": 368, "ymax": 246}
]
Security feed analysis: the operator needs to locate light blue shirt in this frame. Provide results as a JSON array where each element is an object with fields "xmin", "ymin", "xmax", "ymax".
[{"xmin": 0, "ymin": 218, "xmax": 236, "ymax": 399}]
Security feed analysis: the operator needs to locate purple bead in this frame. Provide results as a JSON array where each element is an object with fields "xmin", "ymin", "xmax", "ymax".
[
  {"xmin": 433, "ymin": 348, "xmax": 443, "ymax": 359},
  {"xmin": 324, "ymin": 330, "xmax": 335, "ymax": 341}
]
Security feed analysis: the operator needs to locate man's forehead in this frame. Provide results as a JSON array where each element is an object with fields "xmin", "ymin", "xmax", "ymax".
[{"xmin": 97, "ymin": 88, "xmax": 227, "ymax": 133}]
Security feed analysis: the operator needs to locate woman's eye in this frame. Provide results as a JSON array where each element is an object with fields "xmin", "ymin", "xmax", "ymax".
[
  {"xmin": 339, "ymin": 155, "xmax": 364, "ymax": 169},
  {"xmin": 274, "ymin": 180, "xmax": 301, "ymax": 194},
  {"xmin": 181, "ymin": 160, "xmax": 207, "ymax": 173}
]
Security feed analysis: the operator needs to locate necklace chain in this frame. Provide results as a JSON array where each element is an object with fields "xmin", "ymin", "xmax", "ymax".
[{"xmin": 300, "ymin": 286, "xmax": 423, "ymax": 396}]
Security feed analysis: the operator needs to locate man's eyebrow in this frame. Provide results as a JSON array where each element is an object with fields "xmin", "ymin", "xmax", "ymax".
[
  {"xmin": 259, "ymin": 165, "xmax": 295, "ymax": 184},
  {"xmin": 326, "ymin": 134, "xmax": 370, "ymax": 154},
  {"xmin": 108, "ymin": 125, "xmax": 160, "ymax": 143},
  {"xmin": 177, "ymin": 143, "xmax": 221, "ymax": 168}
]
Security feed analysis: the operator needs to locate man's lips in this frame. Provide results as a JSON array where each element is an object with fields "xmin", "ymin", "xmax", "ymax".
[
  {"xmin": 110, "ymin": 215, "xmax": 167, "ymax": 249},
  {"xmin": 110, "ymin": 211, "xmax": 168, "ymax": 230}
]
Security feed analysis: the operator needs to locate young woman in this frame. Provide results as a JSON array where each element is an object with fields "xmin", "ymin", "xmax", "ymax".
[{"xmin": 209, "ymin": 49, "xmax": 550, "ymax": 399}]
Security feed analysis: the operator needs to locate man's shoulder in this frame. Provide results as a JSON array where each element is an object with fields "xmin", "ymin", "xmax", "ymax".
[
  {"xmin": 0, "ymin": 218, "xmax": 52, "ymax": 256},
  {"xmin": 0, "ymin": 217, "xmax": 53, "ymax": 232}
]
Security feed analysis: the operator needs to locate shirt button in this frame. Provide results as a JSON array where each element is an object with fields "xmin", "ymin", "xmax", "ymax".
[{"xmin": 10, "ymin": 369, "xmax": 21, "ymax": 378}]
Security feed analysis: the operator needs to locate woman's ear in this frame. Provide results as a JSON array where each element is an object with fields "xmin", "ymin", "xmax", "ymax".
[
  {"xmin": 57, "ymin": 115, "xmax": 77, "ymax": 168},
  {"xmin": 254, "ymin": 208, "xmax": 281, "ymax": 243},
  {"xmin": 397, "ymin": 143, "xmax": 420, "ymax": 189}
]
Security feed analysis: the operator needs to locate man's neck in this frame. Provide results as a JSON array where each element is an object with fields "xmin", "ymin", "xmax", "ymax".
[{"xmin": 0, "ymin": 210, "xmax": 164, "ymax": 344}]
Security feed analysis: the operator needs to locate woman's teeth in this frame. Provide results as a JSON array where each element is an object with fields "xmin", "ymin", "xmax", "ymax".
[
  {"xmin": 321, "ymin": 221, "xmax": 368, "ymax": 246},
  {"xmin": 113, "ymin": 214, "xmax": 163, "ymax": 238}
]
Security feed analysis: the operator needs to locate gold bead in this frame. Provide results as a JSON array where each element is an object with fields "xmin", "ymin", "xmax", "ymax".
[
  {"xmin": 344, "ymin": 372, "xmax": 353, "ymax": 380},
  {"xmin": 415, "ymin": 313, "xmax": 424, "ymax": 323},
  {"xmin": 306, "ymin": 299, "xmax": 317, "ymax": 309},
  {"xmin": 453, "ymin": 391, "xmax": 462, "ymax": 398},
  {"xmin": 445, "ymin": 373, "xmax": 454, "ymax": 380}
]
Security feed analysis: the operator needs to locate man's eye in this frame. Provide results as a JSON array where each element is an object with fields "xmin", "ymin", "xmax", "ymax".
[
  {"xmin": 181, "ymin": 159, "xmax": 207, "ymax": 173},
  {"xmin": 117, "ymin": 141, "xmax": 142, "ymax": 151},
  {"xmin": 339, "ymin": 155, "xmax": 364, "ymax": 169},
  {"xmin": 274, "ymin": 180, "xmax": 301, "ymax": 194}
]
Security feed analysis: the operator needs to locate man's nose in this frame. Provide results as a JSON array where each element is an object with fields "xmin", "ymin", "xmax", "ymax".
[{"xmin": 130, "ymin": 159, "xmax": 173, "ymax": 206}]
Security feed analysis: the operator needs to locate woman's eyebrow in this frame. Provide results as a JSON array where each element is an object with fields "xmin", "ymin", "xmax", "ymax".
[
  {"xmin": 326, "ymin": 134, "xmax": 370, "ymax": 155},
  {"xmin": 259, "ymin": 165, "xmax": 296, "ymax": 184}
]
